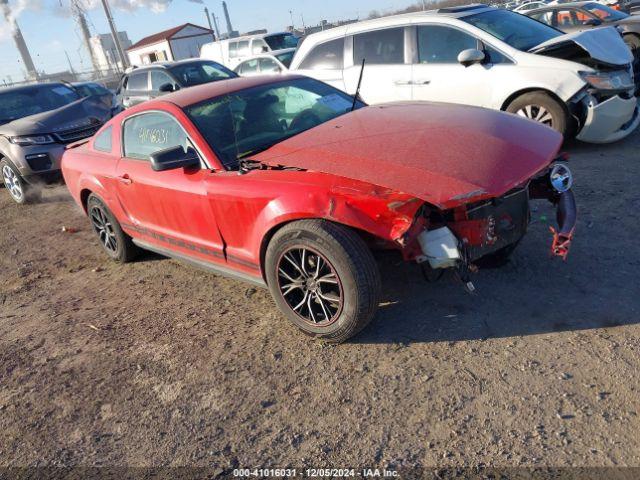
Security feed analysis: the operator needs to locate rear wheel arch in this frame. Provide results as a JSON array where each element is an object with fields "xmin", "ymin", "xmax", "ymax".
[{"xmin": 80, "ymin": 188, "xmax": 93, "ymax": 213}]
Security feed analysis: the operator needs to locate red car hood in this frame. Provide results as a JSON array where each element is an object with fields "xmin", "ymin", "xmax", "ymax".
[{"xmin": 253, "ymin": 102, "xmax": 563, "ymax": 209}]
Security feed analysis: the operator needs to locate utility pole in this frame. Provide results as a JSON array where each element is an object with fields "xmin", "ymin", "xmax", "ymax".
[
  {"xmin": 204, "ymin": 7, "xmax": 215, "ymax": 41},
  {"xmin": 289, "ymin": 10, "xmax": 294, "ymax": 30},
  {"xmin": 211, "ymin": 12, "xmax": 221, "ymax": 39},
  {"xmin": 64, "ymin": 49, "xmax": 76, "ymax": 78},
  {"xmin": 422, "ymin": 0, "xmax": 427, "ymax": 10},
  {"xmin": 100, "ymin": 0, "xmax": 129, "ymax": 71}
]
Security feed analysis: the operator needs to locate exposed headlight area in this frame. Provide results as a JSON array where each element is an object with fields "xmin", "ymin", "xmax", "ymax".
[
  {"xmin": 579, "ymin": 69, "xmax": 635, "ymax": 93},
  {"xmin": 9, "ymin": 134, "xmax": 55, "ymax": 146},
  {"xmin": 549, "ymin": 163, "xmax": 573, "ymax": 193}
]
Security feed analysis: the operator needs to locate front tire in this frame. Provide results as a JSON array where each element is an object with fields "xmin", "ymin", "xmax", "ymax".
[
  {"xmin": 1, "ymin": 160, "xmax": 41, "ymax": 204},
  {"xmin": 265, "ymin": 220, "xmax": 381, "ymax": 343},
  {"xmin": 87, "ymin": 194, "xmax": 139, "ymax": 263},
  {"xmin": 506, "ymin": 92, "xmax": 569, "ymax": 137}
]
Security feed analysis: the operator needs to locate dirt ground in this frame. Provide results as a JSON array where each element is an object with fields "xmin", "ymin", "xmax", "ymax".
[{"xmin": 0, "ymin": 131, "xmax": 639, "ymax": 475}]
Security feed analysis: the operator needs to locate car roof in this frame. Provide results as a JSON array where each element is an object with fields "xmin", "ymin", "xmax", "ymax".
[
  {"xmin": 297, "ymin": 4, "xmax": 492, "ymax": 45},
  {"xmin": 526, "ymin": 1, "xmax": 595, "ymax": 11},
  {"xmin": 537, "ymin": 1, "xmax": 593, "ymax": 6},
  {"xmin": 236, "ymin": 48, "xmax": 297, "ymax": 63},
  {"xmin": 128, "ymin": 58, "xmax": 218, "ymax": 72},
  {"xmin": 0, "ymin": 82, "xmax": 70, "ymax": 94},
  {"xmin": 214, "ymin": 31, "xmax": 292, "ymax": 43},
  {"xmin": 149, "ymin": 74, "xmax": 307, "ymax": 108}
]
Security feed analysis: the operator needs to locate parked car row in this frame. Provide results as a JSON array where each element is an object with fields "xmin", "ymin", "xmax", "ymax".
[{"xmin": 287, "ymin": 5, "xmax": 639, "ymax": 144}]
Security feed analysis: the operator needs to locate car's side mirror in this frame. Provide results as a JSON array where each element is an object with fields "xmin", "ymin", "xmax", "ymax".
[
  {"xmin": 150, "ymin": 146, "xmax": 200, "ymax": 172},
  {"xmin": 457, "ymin": 48, "xmax": 486, "ymax": 67},
  {"xmin": 159, "ymin": 83, "xmax": 176, "ymax": 93},
  {"xmin": 583, "ymin": 18, "xmax": 602, "ymax": 26},
  {"xmin": 262, "ymin": 46, "xmax": 269, "ymax": 53}
]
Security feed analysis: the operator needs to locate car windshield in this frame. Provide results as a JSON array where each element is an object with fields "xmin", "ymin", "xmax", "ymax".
[
  {"xmin": 275, "ymin": 51, "xmax": 295, "ymax": 68},
  {"xmin": 186, "ymin": 77, "xmax": 364, "ymax": 169},
  {"xmin": 0, "ymin": 84, "xmax": 80, "ymax": 125},
  {"xmin": 463, "ymin": 8, "xmax": 562, "ymax": 51},
  {"xmin": 168, "ymin": 61, "xmax": 236, "ymax": 87},
  {"xmin": 264, "ymin": 33, "xmax": 299, "ymax": 51},
  {"xmin": 582, "ymin": 2, "xmax": 628, "ymax": 21},
  {"xmin": 74, "ymin": 83, "xmax": 110, "ymax": 97}
]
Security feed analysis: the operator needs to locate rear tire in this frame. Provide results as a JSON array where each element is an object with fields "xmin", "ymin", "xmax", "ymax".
[
  {"xmin": 265, "ymin": 220, "xmax": 381, "ymax": 343},
  {"xmin": 1, "ymin": 159, "xmax": 41, "ymax": 204},
  {"xmin": 87, "ymin": 194, "xmax": 139, "ymax": 263},
  {"xmin": 506, "ymin": 92, "xmax": 569, "ymax": 137}
]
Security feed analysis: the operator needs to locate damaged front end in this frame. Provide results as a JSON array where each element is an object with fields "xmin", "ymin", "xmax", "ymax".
[
  {"xmin": 531, "ymin": 27, "xmax": 640, "ymax": 143},
  {"xmin": 402, "ymin": 158, "xmax": 577, "ymax": 284}
]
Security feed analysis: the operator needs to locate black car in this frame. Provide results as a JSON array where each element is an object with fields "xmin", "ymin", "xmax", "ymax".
[{"xmin": 115, "ymin": 59, "xmax": 237, "ymax": 109}]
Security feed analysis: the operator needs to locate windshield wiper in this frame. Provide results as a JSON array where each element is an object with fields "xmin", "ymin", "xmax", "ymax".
[{"xmin": 236, "ymin": 132, "xmax": 299, "ymax": 161}]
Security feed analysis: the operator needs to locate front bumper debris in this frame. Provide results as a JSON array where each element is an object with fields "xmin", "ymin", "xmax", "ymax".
[
  {"xmin": 529, "ymin": 162, "xmax": 577, "ymax": 260},
  {"xmin": 576, "ymin": 93, "xmax": 639, "ymax": 143},
  {"xmin": 416, "ymin": 161, "xmax": 578, "ymax": 268},
  {"xmin": 549, "ymin": 190, "xmax": 577, "ymax": 260}
]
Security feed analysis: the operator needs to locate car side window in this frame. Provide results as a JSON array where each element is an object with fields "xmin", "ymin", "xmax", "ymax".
[
  {"xmin": 229, "ymin": 42, "xmax": 238, "ymax": 58},
  {"xmin": 259, "ymin": 57, "xmax": 281, "ymax": 73},
  {"xmin": 237, "ymin": 41, "xmax": 250, "ymax": 57},
  {"xmin": 123, "ymin": 112, "xmax": 190, "ymax": 161},
  {"xmin": 252, "ymin": 39, "xmax": 268, "ymax": 54},
  {"xmin": 240, "ymin": 59, "xmax": 259, "ymax": 74},
  {"xmin": 353, "ymin": 27, "xmax": 405, "ymax": 65},
  {"xmin": 554, "ymin": 9, "xmax": 590, "ymax": 26},
  {"xmin": 417, "ymin": 25, "xmax": 478, "ymax": 64},
  {"xmin": 529, "ymin": 10, "xmax": 554, "ymax": 26},
  {"xmin": 127, "ymin": 72, "xmax": 148, "ymax": 91},
  {"xmin": 93, "ymin": 126, "xmax": 112, "ymax": 153},
  {"xmin": 150, "ymin": 70, "xmax": 174, "ymax": 90},
  {"xmin": 298, "ymin": 38, "xmax": 344, "ymax": 70}
]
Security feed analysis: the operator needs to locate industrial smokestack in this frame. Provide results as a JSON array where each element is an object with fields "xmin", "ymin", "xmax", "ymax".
[
  {"xmin": 0, "ymin": 0, "xmax": 37, "ymax": 79},
  {"xmin": 222, "ymin": 1, "xmax": 233, "ymax": 38}
]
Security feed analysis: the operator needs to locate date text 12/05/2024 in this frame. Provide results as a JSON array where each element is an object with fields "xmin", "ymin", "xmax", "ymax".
[{"xmin": 233, "ymin": 468, "xmax": 399, "ymax": 477}]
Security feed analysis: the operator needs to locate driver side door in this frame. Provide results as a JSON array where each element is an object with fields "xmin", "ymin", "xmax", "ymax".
[
  {"xmin": 116, "ymin": 110, "xmax": 226, "ymax": 262},
  {"xmin": 410, "ymin": 24, "xmax": 502, "ymax": 108}
]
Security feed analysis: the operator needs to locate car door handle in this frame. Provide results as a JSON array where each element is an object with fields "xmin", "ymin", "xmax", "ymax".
[
  {"xmin": 414, "ymin": 79, "xmax": 431, "ymax": 85},
  {"xmin": 118, "ymin": 174, "xmax": 132, "ymax": 185},
  {"xmin": 394, "ymin": 80, "xmax": 413, "ymax": 85}
]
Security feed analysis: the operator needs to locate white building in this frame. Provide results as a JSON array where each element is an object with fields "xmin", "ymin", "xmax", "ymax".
[
  {"xmin": 126, "ymin": 23, "xmax": 215, "ymax": 66},
  {"xmin": 90, "ymin": 31, "xmax": 132, "ymax": 73}
]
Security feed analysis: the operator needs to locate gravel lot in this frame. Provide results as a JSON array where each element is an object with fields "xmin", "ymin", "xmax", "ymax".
[{"xmin": 0, "ymin": 130, "xmax": 639, "ymax": 474}]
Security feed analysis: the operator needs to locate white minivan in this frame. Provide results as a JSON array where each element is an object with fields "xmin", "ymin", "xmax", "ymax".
[
  {"xmin": 201, "ymin": 32, "xmax": 299, "ymax": 69},
  {"xmin": 290, "ymin": 4, "xmax": 639, "ymax": 143}
]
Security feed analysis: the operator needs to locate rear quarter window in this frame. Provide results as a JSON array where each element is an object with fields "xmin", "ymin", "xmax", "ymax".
[{"xmin": 93, "ymin": 126, "xmax": 112, "ymax": 153}]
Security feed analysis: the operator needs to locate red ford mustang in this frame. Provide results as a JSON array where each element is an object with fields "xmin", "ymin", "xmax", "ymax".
[{"xmin": 62, "ymin": 75, "xmax": 576, "ymax": 343}]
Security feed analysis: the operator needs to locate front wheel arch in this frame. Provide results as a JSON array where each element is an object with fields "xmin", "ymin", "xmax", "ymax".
[
  {"xmin": 503, "ymin": 89, "xmax": 573, "ymax": 137},
  {"xmin": 500, "ymin": 87, "xmax": 567, "ymax": 113},
  {"xmin": 258, "ymin": 218, "xmax": 375, "ymax": 285}
]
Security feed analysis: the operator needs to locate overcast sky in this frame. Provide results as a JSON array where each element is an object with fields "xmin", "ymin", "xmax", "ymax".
[{"xmin": 0, "ymin": 0, "xmax": 418, "ymax": 82}]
